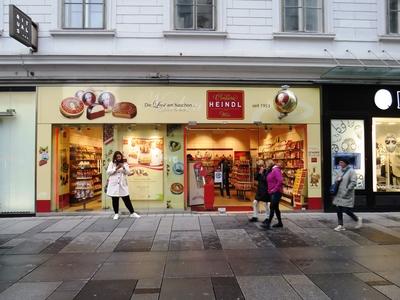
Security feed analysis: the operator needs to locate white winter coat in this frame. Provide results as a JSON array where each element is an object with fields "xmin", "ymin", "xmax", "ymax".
[
  {"xmin": 106, "ymin": 161, "xmax": 132, "ymax": 197},
  {"xmin": 332, "ymin": 166, "xmax": 357, "ymax": 208}
]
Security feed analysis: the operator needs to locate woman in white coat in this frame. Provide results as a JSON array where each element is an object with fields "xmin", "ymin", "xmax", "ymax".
[{"xmin": 107, "ymin": 151, "xmax": 140, "ymax": 220}]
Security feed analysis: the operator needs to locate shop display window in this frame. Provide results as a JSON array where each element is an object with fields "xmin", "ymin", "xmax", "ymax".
[
  {"xmin": 373, "ymin": 118, "xmax": 400, "ymax": 192},
  {"xmin": 330, "ymin": 120, "xmax": 365, "ymax": 189}
]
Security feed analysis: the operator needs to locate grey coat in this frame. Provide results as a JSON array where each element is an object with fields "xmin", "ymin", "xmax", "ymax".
[{"xmin": 332, "ymin": 166, "xmax": 357, "ymax": 208}]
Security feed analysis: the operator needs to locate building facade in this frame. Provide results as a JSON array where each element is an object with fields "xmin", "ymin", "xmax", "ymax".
[{"xmin": 0, "ymin": 0, "xmax": 399, "ymax": 214}]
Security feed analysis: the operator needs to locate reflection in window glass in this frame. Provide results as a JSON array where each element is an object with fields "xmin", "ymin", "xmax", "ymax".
[
  {"xmin": 63, "ymin": 0, "xmax": 105, "ymax": 29},
  {"xmin": 373, "ymin": 118, "xmax": 400, "ymax": 192},
  {"xmin": 331, "ymin": 120, "xmax": 365, "ymax": 189},
  {"xmin": 388, "ymin": 0, "xmax": 400, "ymax": 34},
  {"xmin": 175, "ymin": 0, "xmax": 215, "ymax": 30},
  {"xmin": 283, "ymin": 0, "xmax": 323, "ymax": 32}
]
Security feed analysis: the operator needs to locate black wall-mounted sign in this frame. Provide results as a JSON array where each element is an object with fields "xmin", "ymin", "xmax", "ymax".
[{"xmin": 9, "ymin": 5, "xmax": 38, "ymax": 52}]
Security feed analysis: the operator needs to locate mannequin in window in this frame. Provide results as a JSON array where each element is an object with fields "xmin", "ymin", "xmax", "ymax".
[{"xmin": 383, "ymin": 133, "xmax": 399, "ymax": 189}]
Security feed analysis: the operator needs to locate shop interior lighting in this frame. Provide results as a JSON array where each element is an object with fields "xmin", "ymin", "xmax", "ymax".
[{"xmin": 0, "ymin": 109, "xmax": 16, "ymax": 116}]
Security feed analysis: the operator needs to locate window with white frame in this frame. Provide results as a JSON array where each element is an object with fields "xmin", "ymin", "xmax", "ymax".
[
  {"xmin": 388, "ymin": 0, "xmax": 400, "ymax": 34},
  {"xmin": 282, "ymin": 0, "xmax": 323, "ymax": 32},
  {"xmin": 63, "ymin": 0, "xmax": 105, "ymax": 29},
  {"xmin": 174, "ymin": 0, "xmax": 215, "ymax": 30}
]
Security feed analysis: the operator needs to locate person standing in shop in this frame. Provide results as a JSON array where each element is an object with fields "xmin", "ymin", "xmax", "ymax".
[
  {"xmin": 332, "ymin": 158, "xmax": 362, "ymax": 231},
  {"xmin": 262, "ymin": 161, "xmax": 284, "ymax": 229},
  {"xmin": 220, "ymin": 157, "xmax": 231, "ymax": 198},
  {"xmin": 106, "ymin": 151, "xmax": 141, "ymax": 220},
  {"xmin": 249, "ymin": 160, "xmax": 273, "ymax": 222}
]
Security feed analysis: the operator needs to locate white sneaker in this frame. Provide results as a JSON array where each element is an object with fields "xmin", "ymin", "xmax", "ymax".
[
  {"xmin": 334, "ymin": 225, "xmax": 346, "ymax": 231},
  {"xmin": 355, "ymin": 217, "xmax": 363, "ymax": 229},
  {"xmin": 130, "ymin": 212, "xmax": 141, "ymax": 218},
  {"xmin": 113, "ymin": 214, "xmax": 119, "ymax": 220}
]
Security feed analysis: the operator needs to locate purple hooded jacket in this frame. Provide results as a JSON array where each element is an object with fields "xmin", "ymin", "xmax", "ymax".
[{"xmin": 267, "ymin": 165, "xmax": 283, "ymax": 194}]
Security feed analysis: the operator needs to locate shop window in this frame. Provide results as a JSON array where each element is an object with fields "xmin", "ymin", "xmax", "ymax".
[
  {"xmin": 282, "ymin": 0, "xmax": 323, "ymax": 32},
  {"xmin": 373, "ymin": 118, "xmax": 400, "ymax": 192},
  {"xmin": 330, "ymin": 120, "xmax": 365, "ymax": 189},
  {"xmin": 388, "ymin": 0, "xmax": 400, "ymax": 34},
  {"xmin": 63, "ymin": 0, "xmax": 105, "ymax": 29},
  {"xmin": 174, "ymin": 0, "xmax": 215, "ymax": 30}
]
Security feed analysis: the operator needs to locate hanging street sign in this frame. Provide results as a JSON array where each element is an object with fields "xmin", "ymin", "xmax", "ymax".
[{"xmin": 9, "ymin": 5, "xmax": 38, "ymax": 52}]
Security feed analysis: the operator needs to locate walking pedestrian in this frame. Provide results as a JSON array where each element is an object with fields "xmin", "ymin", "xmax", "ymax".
[
  {"xmin": 249, "ymin": 160, "xmax": 273, "ymax": 222},
  {"xmin": 332, "ymin": 158, "xmax": 362, "ymax": 231},
  {"xmin": 219, "ymin": 157, "xmax": 231, "ymax": 198},
  {"xmin": 106, "ymin": 151, "xmax": 140, "ymax": 220},
  {"xmin": 261, "ymin": 161, "xmax": 283, "ymax": 229}
]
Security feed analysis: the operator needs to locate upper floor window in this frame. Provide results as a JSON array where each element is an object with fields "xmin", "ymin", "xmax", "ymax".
[
  {"xmin": 174, "ymin": 0, "xmax": 215, "ymax": 30},
  {"xmin": 282, "ymin": 0, "xmax": 323, "ymax": 32},
  {"xmin": 63, "ymin": 0, "xmax": 105, "ymax": 29},
  {"xmin": 388, "ymin": 0, "xmax": 400, "ymax": 34}
]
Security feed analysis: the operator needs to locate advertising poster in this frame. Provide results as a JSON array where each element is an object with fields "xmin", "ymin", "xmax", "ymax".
[{"xmin": 122, "ymin": 136, "xmax": 164, "ymax": 200}]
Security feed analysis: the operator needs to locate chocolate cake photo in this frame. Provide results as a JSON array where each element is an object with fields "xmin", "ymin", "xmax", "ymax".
[{"xmin": 112, "ymin": 102, "xmax": 137, "ymax": 119}]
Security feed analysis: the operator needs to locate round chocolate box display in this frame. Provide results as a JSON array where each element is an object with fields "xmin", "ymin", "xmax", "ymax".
[{"xmin": 60, "ymin": 97, "xmax": 85, "ymax": 118}]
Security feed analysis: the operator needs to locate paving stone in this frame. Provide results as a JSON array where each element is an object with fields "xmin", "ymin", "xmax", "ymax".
[
  {"xmin": 211, "ymin": 216, "xmax": 242, "ymax": 230},
  {"xmin": 371, "ymin": 216, "xmax": 400, "ymax": 227},
  {"xmin": 131, "ymin": 217, "xmax": 161, "ymax": 232},
  {"xmin": 135, "ymin": 278, "xmax": 162, "ymax": 289},
  {"xmin": 0, "ymin": 220, "xmax": 44, "ymax": 235},
  {"xmin": 373, "ymin": 285, "xmax": 400, "ymax": 299},
  {"xmin": 41, "ymin": 237, "xmax": 74, "ymax": 254},
  {"xmin": 304, "ymin": 228, "xmax": 359, "ymax": 247},
  {"xmin": 339, "ymin": 229, "xmax": 378, "ymax": 245},
  {"xmin": 0, "ymin": 281, "xmax": 62, "ymax": 300},
  {"xmin": 156, "ymin": 217, "xmax": 173, "ymax": 235},
  {"xmin": 160, "ymin": 278, "xmax": 215, "ymax": 300},
  {"xmin": 172, "ymin": 216, "xmax": 200, "ymax": 231},
  {"xmin": 47, "ymin": 290, "xmax": 80, "ymax": 300},
  {"xmin": 62, "ymin": 218, "xmax": 97, "ymax": 238},
  {"xmin": 244, "ymin": 228, "xmax": 275, "ymax": 248},
  {"xmin": 223, "ymin": 248, "xmax": 285, "ymax": 261},
  {"xmin": 56, "ymin": 280, "xmax": 88, "ymax": 291},
  {"xmin": 201, "ymin": 230, "xmax": 223, "ymax": 250},
  {"xmin": 0, "ymin": 265, "xmax": 37, "ymax": 281},
  {"xmin": 378, "ymin": 271, "xmax": 400, "ymax": 286},
  {"xmin": 0, "ymin": 235, "xmax": 16, "ymax": 247},
  {"xmin": 352, "ymin": 255, "xmax": 400, "ymax": 272},
  {"xmin": 199, "ymin": 215, "xmax": 214, "ymax": 227},
  {"xmin": 307, "ymin": 273, "xmax": 390, "ymax": 300},
  {"xmin": 281, "ymin": 220, "xmax": 308, "ymax": 234},
  {"xmin": 354, "ymin": 272, "xmax": 389, "ymax": 285},
  {"xmin": 107, "ymin": 252, "xmax": 167, "ymax": 263},
  {"xmin": 288, "ymin": 218, "xmax": 328, "ymax": 228},
  {"xmin": 93, "ymin": 262, "xmax": 164, "ymax": 280},
  {"xmin": 0, "ymin": 254, "xmax": 52, "ymax": 266},
  {"xmin": 167, "ymin": 250, "xmax": 226, "ymax": 261},
  {"xmin": 351, "ymin": 227, "xmax": 400, "ymax": 245},
  {"xmin": 216, "ymin": 229, "xmax": 257, "ymax": 250},
  {"xmin": 281, "ymin": 247, "xmax": 342, "ymax": 260},
  {"xmin": 75, "ymin": 280, "xmax": 136, "ymax": 300},
  {"xmin": 6, "ymin": 233, "xmax": 64, "ymax": 255},
  {"xmin": 115, "ymin": 231, "xmax": 156, "ymax": 252},
  {"xmin": 43, "ymin": 219, "xmax": 83, "ymax": 233},
  {"xmin": 117, "ymin": 218, "xmax": 136, "ymax": 229},
  {"xmin": 43, "ymin": 253, "xmax": 110, "ymax": 266},
  {"xmin": 237, "ymin": 275, "xmax": 302, "ymax": 300},
  {"xmin": 292, "ymin": 258, "xmax": 369, "ymax": 274},
  {"xmin": 96, "ymin": 228, "xmax": 128, "ymax": 253},
  {"xmin": 131, "ymin": 293, "xmax": 159, "ymax": 300},
  {"xmin": 85, "ymin": 218, "xmax": 121, "ymax": 232},
  {"xmin": 0, "ymin": 282, "xmax": 12, "ymax": 293},
  {"xmin": 169, "ymin": 231, "xmax": 204, "ymax": 250},
  {"xmin": 165, "ymin": 260, "xmax": 233, "ymax": 278},
  {"xmin": 264, "ymin": 228, "xmax": 309, "ymax": 248},
  {"xmin": 18, "ymin": 219, "xmax": 60, "ymax": 238},
  {"xmin": 328, "ymin": 245, "xmax": 397, "ymax": 259},
  {"xmin": 283, "ymin": 274, "xmax": 330, "ymax": 300},
  {"xmin": 211, "ymin": 277, "xmax": 244, "ymax": 300},
  {"xmin": 151, "ymin": 234, "xmax": 170, "ymax": 251},
  {"xmin": 61, "ymin": 232, "xmax": 109, "ymax": 253},
  {"xmin": 230, "ymin": 258, "xmax": 301, "ymax": 276}
]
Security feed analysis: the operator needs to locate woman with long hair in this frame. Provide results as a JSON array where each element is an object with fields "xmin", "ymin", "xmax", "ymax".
[{"xmin": 106, "ymin": 151, "xmax": 140, "ymax": 220}]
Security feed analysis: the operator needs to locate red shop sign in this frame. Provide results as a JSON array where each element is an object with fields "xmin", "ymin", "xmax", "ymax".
[{"xmin": 207, "ymin": 90, "xmax": 244, "ymax": 120}]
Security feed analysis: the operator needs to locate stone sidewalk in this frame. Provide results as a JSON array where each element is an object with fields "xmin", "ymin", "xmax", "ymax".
[{"xmin": 0, "ymin": 212, "xmax": 399, "ymax": 299}]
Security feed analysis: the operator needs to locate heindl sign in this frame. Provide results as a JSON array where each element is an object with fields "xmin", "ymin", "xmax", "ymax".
[{"xmin": 206, "ymin": 90, "xmax": 244, "ymax": 120}]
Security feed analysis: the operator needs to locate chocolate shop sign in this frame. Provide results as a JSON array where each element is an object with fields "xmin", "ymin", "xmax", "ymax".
[{"xmin": 207, "ymin": 90, "xmax": 244, "ymax": 120}]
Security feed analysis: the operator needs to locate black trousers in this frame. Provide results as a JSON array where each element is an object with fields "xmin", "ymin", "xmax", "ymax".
[
  {"xmin": 112, "ymin": 195, "xmax": 134, "ymax": 214},
  {"xmin": 267, "ymin": 192, "xmax": 282, "ymax": 224},
  {"xmin": 337, "ymin": 205, "xmax": 358, "ymax": 225},
  {"xmin": 220, "ymin": 180, "xmax": 230, "ymax": 197}
]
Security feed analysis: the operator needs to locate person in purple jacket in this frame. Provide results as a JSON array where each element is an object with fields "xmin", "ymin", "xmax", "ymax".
[{"xmin": 261, "ymin": 161, "xmax": 283, "ymax": 229}]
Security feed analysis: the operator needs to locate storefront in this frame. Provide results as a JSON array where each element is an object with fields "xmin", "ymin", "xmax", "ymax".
[
  {"xmin": 36, "ymin": 85, "xmax": 322, "ymax": 213},
  {"xmin": 0, "ymin": 88, "xmax": 37, "ymax": 215},
  {"xmin": 322, "ymin": 84, "xmax": 400, "ymax": 212}
]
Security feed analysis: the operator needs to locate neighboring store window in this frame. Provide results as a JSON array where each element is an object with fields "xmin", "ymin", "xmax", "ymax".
[
  {"xmin": 388, "ymin": 0, "xmax": 400, "ymax": 34},
  {"xmin": 373, "ymin": 118, "xmax": 400, "ymax": 192},
  {"xmin": 63, "ymin": 0, "xmax": 105, "ymax": 29},
  {"xmin": 282, "ymin": 0, "xmax": 323, "ymax": 32},
  {"xmin": 331, "ymin": 120, "xmax": 365, "ymax": 189},
  {"xmin": 174, "ymin": 0, "xmax": 215, "ymax": 30}
]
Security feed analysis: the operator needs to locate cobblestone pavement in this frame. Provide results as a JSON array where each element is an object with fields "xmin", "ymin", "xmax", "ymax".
[{"xmin": 0, "ymin": 212, "xmax": 399, "ymax": 299}]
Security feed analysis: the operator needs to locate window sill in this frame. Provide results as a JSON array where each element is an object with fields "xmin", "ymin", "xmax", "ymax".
[
  {"xmin": 163, "ymin": 30, "xmax": 227, "ymax": 38},
  {"xmin": 50, "ymin": 29, "xmax": 116, "ymax": 37},
  {"xmin": 379, "ymin": 34, "xmax": 400, "ymax": 41},
  {"xmin": 273, "ymin": 32, "xmax": 335, "ymax": 40}
]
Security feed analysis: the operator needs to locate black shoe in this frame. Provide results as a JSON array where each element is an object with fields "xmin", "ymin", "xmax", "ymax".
[
  {"xmin": 261, "ymin": 223, "xmax": 271, "ymax": 230},
  {"xmin": 272, "ymin": 222, "xmax": 283, "ymax": 228},
  {"xmin": 249, "ymin": 217, "xmax": 258, "ymax": 222}
]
